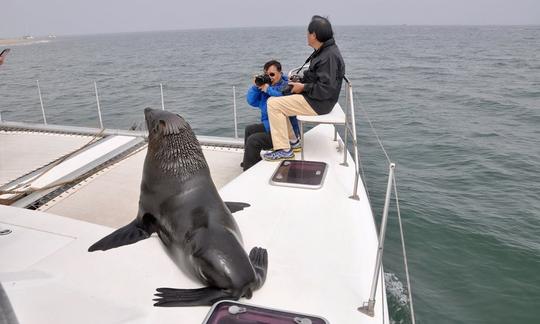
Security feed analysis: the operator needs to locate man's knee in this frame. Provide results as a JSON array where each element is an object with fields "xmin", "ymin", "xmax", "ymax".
[{"xmin": 267, "ymin": 97, "xmax": 278, "ymax": 112}]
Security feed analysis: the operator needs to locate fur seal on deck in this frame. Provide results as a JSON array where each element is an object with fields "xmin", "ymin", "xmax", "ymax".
[{"xmin": 88, "ymin": 108, "xmax": 268, "ymax": 307}]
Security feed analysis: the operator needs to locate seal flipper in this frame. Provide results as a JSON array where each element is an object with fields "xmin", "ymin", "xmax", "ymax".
[
  {"xmin": 152, "ymin": 247, "xmax": 268, "ymax": 307},
  {"xmin": 88, "ymin": 216, "xmax": 156, "ymax": 252},
  {"xmin": 153, "ymin": 287, "xmax": 232, "ymax": 307},
  {"xmin": 224, "ymin": 201, "xmax": 250, "ymax": 213},
  {"xmin": 248, "ymin": 247, "xmax": 268, "ymax": 290}
]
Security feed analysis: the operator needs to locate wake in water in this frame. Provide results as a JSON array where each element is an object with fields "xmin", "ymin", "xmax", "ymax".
[{"xmin": 385, "ymin": 272, "xmax": 412, "ymax": 324}]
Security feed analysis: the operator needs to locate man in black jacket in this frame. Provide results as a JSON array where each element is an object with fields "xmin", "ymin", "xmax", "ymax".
[{"xmin": 263, "ymin": 15, "xmax": 345, "ymax": 161}]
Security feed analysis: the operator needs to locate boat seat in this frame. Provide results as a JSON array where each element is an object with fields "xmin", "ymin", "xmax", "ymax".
[{"xmin": 297, "ymin": 103, "xmax": 346, "ymax": 160}]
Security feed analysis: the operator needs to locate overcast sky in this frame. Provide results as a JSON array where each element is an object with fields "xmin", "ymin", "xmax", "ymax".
[{"xmin": 1, "ymin": 0, "xmax": 539, "ymax": 37}]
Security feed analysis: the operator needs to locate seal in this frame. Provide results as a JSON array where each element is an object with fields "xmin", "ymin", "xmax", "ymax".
[{"xmin": 88, "ymin": 108, "xmax": 268, "ymax": 307}]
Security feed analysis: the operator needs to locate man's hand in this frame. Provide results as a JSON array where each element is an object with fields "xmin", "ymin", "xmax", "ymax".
[
  {"xmin": 288, "ymin": 82, "xmax": 304, "ymax": 94},
  {"xmin": 0, "ymin": 57, "xmax": 4, "ymax": 66},
  {"xmin": 260, "ymin": 84, "xmax": 269, "ymax": 92}
]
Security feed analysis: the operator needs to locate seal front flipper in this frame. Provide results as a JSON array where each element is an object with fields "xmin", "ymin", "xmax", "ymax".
[
  {"xmin": 153, "ymin": 287, "xmax": 232, "ymax": 307},
  {"xmin": 224, "ymin": 201, "xmax": 250, "ymax": 213},
  {"xmin": 88, "ymin": 215, "xmax": 157, "ymax": 252}
]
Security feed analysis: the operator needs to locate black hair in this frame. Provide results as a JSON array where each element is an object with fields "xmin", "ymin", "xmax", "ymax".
[
  {"xmin": 263, "ymin": 60, "xmax": 282, "ymax": 72},
  {"xmin": 307, "ymin": 15, "xmax": 333, "ymax": 42}
]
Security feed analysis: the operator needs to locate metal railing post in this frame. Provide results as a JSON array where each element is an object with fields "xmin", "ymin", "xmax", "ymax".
[
  {"xmin": 94, "ymin": 81, "xmax": 104, "ymax": 129},
  {"xmin": 341, "ymin": 80, "xmax": 350, "ymax": 167},
  {"xmin": 36, "ymin": 80, "xmax": 47, "ymax": 125},
  {"xmin": 160, "ymin": 83, "xmax": 165, "ymax": 110},
  {"xmin": 358, "ymin": 162, "xmax": 396, "ymax": 316},
  {"xmin": 233, "ymin": 86, "xmax": 238, "ymax": 139},
  {"xmin": 347, "ymin": 81, "xmax": 360, "ymax": 200}
]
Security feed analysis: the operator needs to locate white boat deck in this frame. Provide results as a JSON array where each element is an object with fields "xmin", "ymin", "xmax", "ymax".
[
  {"xmin": 0, "ymin": 124, "xmax": 388, "ymax": 323},
  {"xmin": 0, "ymin": 130, "xmax": 94, "ymax": 187}
]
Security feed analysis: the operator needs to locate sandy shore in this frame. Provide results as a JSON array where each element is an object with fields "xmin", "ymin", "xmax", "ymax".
[{"xmin": 0, "ymin": 38, "xmax": 49, "ymax": 46}]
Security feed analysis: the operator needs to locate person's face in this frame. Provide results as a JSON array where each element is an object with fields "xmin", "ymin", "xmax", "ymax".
[
  {"xmin": 265, "ymin": 65, "xmax": 281, "ymax": 85},
  {"xmin": 307, "ymin": 31, "xmax": 317, "ymax": 48}
]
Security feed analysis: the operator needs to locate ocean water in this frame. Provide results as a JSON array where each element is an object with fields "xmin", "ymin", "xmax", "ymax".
[{"xmin": 1, "ymin": 26, "xmax": 539, "ymax": 323}]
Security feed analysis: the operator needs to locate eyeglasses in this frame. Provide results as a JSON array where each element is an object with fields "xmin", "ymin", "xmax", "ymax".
[{"xmin": 266, "ymin": 72, "xmax": 276, "ymax": 77}]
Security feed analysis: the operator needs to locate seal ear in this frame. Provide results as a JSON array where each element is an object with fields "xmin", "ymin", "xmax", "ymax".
[{"xmin": 159, "ymin": 120, "xmax": 167, "ymax": 133}]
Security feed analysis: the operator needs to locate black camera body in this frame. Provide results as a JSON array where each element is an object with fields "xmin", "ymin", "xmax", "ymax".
[
  {"xmin": 281, "ymin": 74, "xmax": 302, "ymax": 95},
  {"xmin": 254, "ymin": 74, "xmax": 272, "ymax": 87}
]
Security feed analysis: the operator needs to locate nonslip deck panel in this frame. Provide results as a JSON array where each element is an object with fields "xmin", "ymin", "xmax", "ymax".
[
  {"xmin": 38, "ymin": 146, "xmax": 244, "ymax": 228},
  {"xmin": 0, "ymin": 131, "xmax": 94, "ymax": 187}
]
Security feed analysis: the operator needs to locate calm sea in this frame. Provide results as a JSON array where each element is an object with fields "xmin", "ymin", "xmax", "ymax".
[{"xmin": 1, "ymin": 26, "xmax": 539, "ymax": 324}]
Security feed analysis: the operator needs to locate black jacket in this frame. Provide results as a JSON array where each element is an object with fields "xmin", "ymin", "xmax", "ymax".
[{"xmin": 302, "ymin": 38, "xmax": 345, "ymax": 115}]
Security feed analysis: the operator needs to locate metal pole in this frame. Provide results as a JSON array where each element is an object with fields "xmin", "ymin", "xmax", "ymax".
[
  {"xmin": 233, "ymin": 86, "xmax": 238, "ymax": 139},
  {"xmin": 358, "ymin": 162, "xmax": 395, "ymax": 317},
  {"xmin": 37, "ymin": 80, "xmax": 47, "ymax": 125},
  {"xmin": 160, "ymin": 83, "xmax": 165, "ymax": 110},
  {"xmin": 300, "ymin": 121, "xmax": 305, "ymax": 160},
  {"xmin": 94, "ymin": 81, "xmax": 104, "ymax": 129},
  {"xmin": 348, "ymin": 83, "xmax": 360, "ymax": 199}
]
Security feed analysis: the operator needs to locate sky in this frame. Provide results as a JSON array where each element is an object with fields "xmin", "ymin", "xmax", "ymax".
[{"xmin": 1, "ymin": 0, "xmax": 539, "ymax": 37}]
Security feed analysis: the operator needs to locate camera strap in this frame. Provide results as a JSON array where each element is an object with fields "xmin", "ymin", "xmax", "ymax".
[{"xmin": 292, "ymin": 50, "xmax": 317, "ymax": 75}]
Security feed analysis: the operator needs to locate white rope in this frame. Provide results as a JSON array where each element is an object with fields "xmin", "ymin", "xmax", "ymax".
[
  {"xmin": 354, "ymin": 94, "xmax": 392, "ymax": 164},
  {"xmin": 393, "ymin": 173, "xmax": 416, "ymax": 324}
]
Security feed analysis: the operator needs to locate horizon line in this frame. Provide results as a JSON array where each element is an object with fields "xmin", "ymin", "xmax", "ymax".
[{"xmin": 2, "ymin": 23, "xmax": 539, "ymax": 39}]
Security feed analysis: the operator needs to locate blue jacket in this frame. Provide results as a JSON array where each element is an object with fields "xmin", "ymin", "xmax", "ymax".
[{"xmin": 246, "ymin": 74, "xmax": 300, "ymax": 135}]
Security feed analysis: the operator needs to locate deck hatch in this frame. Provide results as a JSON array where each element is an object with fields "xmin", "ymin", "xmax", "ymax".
[
  {"xmin": 269, "ymin": 160, "xmax": 328, "ymax": 190},
  {"xmin": 203, "ymin": 300, "xmax": 329, "ymax": 324}
]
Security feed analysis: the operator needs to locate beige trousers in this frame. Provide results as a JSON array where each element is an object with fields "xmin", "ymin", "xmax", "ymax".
[{"xmin": 267, "ymin": 94, "xmax": 317, "ymax": 150}]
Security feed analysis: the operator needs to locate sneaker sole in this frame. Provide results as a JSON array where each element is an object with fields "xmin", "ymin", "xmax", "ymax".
[{"xmin": 263, "ymin": 154, "xmax": 295, "ymax": 162}]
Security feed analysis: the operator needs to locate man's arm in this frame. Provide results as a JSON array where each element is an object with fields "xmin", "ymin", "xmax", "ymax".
[
  {"xmin": 246, "ymin": 85, "xmax": 263, "ymax": 107},
  {"xmin": 303, "ymin": 55, "xmax": 341, "ymax": 100}
]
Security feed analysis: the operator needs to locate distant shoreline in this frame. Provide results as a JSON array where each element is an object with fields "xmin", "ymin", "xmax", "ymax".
[{"xmin": 0, "ymin": 38, "xmax": 53, "ymax": 46}]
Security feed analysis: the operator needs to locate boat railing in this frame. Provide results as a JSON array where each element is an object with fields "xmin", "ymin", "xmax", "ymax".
[
  {"xmin": 0, "ymin": 80, "xmax": 239, "ymax": 137},
  {"xmin": 344, "ymin": 81, "xmax": 416, "ymax": 323}
]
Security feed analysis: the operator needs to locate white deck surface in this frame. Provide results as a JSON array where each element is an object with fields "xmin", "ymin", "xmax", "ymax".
[
  {"xmin": 38, "ymin": 146, "xmax": 244, "ymax": 228},
  {"xmin": 0, "ymin": 131, "xmax": 94, "ymax": 187},
  {"xmin": 0, "ymin": 125, "xmax": 388, "ymax": 324}
]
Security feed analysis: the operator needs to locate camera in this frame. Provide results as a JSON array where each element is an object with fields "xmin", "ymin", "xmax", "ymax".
[
  {"xmin": 254, "ymin": 74, "xmax": 272, "ymax": 87},
  {"xmin": 281, "ymin": 74, "xmax": 302, "ymax": 95},
  {"xmin": 289, "ymin": 74, "xmax": 301, "ymax": 82}
]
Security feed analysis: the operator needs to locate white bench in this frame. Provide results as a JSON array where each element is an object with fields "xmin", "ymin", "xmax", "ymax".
[{"xmin": 297, "ymin": 103, "xmax": 346, "ymax": 160}]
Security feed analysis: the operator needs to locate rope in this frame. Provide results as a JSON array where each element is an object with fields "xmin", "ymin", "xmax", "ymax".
[
  {"xmin": 393, "ymin": 173, "xmax": 416, "ymax": 324},
  {"xmin": 354, "ymin": 94, "xmax": 392, "ymax": 164}
]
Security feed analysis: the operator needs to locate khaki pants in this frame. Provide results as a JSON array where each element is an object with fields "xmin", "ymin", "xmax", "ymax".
[{"xmin": 267, "ymin": 95, "xmax": 317, "ymax": 150}]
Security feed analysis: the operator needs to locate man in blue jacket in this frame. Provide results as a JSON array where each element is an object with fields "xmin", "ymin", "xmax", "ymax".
[{"xmin": 243, "ymin": 60, "xmax": 301, "ymax": 171}]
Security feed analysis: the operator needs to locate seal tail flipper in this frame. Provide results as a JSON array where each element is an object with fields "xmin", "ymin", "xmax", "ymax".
[
  {"xmin": 224, "ymin": 201, "xmax": 250, "ymax": 213},
  {"xmin": 153, "ymin": 287, "xmax": 232, "ymax": 307},
  {"xmin": 249, "ymin": 247, "xmax": 268, "ymax": 289},
  {"xmin": 88, "ymin": 217, "xmax": 155, "ymax": 252}
]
